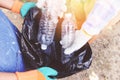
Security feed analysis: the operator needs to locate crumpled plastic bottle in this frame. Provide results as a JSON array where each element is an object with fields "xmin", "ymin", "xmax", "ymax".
[
  {"xmin": 61, "ymin": 13, "xmax": 76, "ymax": 49},
  {"xmin": 37, "ymin": 8, "xmax": 57, "ymax": 50}
]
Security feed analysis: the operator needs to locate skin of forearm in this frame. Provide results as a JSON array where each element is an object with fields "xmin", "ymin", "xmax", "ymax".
[
  {"xmin": 0, "ymin": 72, "xmax": 17, "ymax": 80},
  {"xmin": 0, "ymin": 0, "xmax": 15, "ymax": 9}
]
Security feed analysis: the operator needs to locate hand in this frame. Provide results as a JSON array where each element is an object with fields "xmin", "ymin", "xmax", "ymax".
[
  {"xmin": 20, "ymin": 2, "xmax": 36, "ymax": 17},
  {"xmin": 11, "ymin": 0, "xmax": 35, "ymax": 17},
  {"xmin": 38, "ymin": 67, "xmax": 58, "ymax": 80},
  {"xmin": 16, "ymin": 67, "xmax": 58, "ymax": 80},
  {"xmin": 61, "ymin": 29, "xmax": 92, "ymax": 55}
]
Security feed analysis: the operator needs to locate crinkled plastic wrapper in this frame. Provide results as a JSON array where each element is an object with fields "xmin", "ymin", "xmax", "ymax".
[{"xmin": 21, "ymin": 7, "xmax": 92, "ymax": 78}]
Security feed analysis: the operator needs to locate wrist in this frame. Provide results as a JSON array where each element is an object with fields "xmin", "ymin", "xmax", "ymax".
[
  {"xmin": 81, "ymin": 28, "xmax": 93, "ymax": 38},
  {"xmin": 81, "ymin": 29, "xmax": 98, "ymax": 44},
  {"xmin": 11, "ymin": 0, "xmax": 23, "ymax": 13},
  {"xmin": 0, "ymin": 0, "xmax": 14, "ymax": 10},
  {"xmin": 16, "ymin": 70, "xmax": 45, "ymax": 80}
]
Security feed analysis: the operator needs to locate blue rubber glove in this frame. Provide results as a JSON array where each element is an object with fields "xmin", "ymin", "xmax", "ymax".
[
  {"xmin": 38, "ymin": 67, "xmax": 58, "ymax": 80},
  {"xmin": 20, "ymin": 2, "xmax": 36, "ymax": 17},
  {"xmin": 16, "ymin": 67, "xmax": 58, "ymax": 80}
]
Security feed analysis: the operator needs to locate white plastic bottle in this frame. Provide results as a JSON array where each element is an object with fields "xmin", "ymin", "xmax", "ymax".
[
  {"xmin": 38, "ymin": 8, "xmax": 57, "ymax": 50},
  {"xmin": 61, "ymin": 13, "xmax": 76, "ymax": 48}
]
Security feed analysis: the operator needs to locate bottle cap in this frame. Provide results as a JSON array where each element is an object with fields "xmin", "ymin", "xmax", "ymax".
[{"xmin": 41, "ymin": 44, "xmax": 47, "ymax": 50}]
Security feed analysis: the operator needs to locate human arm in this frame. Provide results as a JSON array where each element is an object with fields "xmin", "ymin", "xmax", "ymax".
[
  {"xmin": 0, "ymin": 72, "xmax": 45, "ymax": 80},
  {"xmin": 0, "ymin": 0, "xmax": 35, "ymax": 17},
  {"xmin": 0, "ymin": 67, "xmax": 58, "ymax": 80},
  {"xmin": 0, "ymin": 0, "xmax": 14, "ymax": 10},
  {"xmin": 62, "ymin": 0, "xmax": 120, "ymax": 55},
  {"xmin": 0, "ymin": 72, "xmax": 17, "ymax": 80}
]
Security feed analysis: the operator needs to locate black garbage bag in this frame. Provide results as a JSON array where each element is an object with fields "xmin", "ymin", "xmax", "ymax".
[{"xmin": 21, "ymin": 7, "xmax": 92, "ymax": 78}]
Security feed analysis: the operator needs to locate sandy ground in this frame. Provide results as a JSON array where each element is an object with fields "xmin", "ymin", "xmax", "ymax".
[{"xmin": 1, "ymin": 8, "xmax": 120, "ymax": 80}]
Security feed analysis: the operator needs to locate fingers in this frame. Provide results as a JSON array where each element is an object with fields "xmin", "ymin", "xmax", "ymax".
[
  {"xmin": 46, "ymin": 77, "xmax": 57, "ymax": 80},
  {"xmin": 38, "ymin": 67, "xmax": 58, "ymax": 76}
]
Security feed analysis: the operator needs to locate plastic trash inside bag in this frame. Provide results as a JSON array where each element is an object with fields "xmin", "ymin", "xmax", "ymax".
[{"xmin": 21, "ymin": 7, "xmax": 92, "ymax": 78}]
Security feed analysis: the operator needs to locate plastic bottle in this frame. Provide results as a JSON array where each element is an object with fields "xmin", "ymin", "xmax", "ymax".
[
  {"xmin": 38, "ymin": 8, "xmax": 57, "ymax": 50},
  {"xmin": 61, "ymin": 13, "xmax": 76, "ymax": 48}
]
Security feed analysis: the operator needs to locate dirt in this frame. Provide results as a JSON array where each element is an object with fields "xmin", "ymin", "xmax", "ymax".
[{"xmin": 1, "ymin": 8, "xmax": 120, "ymax": 80}]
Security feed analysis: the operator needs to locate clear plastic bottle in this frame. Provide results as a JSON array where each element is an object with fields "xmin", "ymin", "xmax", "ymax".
[
  {"xmin": 61, "ymin": 13, "xmax": 76, "ymax": 48},
  {"xmin": 37, "ymin": 8, "xmax": 57, "ymax": 50}
]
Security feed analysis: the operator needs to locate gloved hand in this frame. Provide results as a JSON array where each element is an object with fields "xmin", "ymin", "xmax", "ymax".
[
  {"xmin": 20, "ymin": 2, "xmax": 36, "ymax": 17},
  {"xmin": 38, "ymin": 67, "xmax": 58, "ymax": 80},
  {"xmin": 60, "ymin": 29, "xmax": 92, "ymax": 55},
  {"xmin": 11, "ymin": 0, "xmax": 35, "ymax": 17},
  {"xmin": 16, "ymin": 67, "xmax": 58, "ymax": 80}
]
